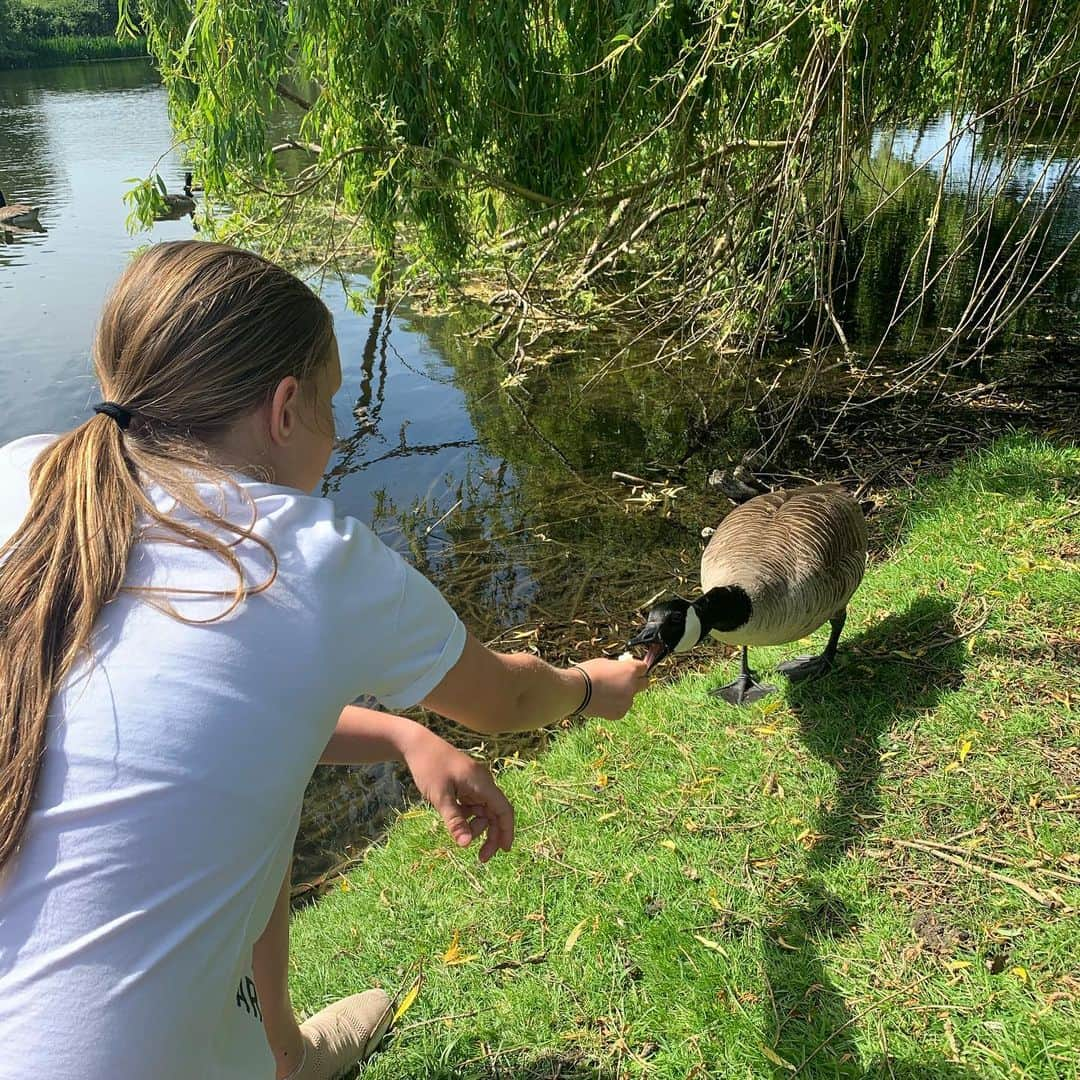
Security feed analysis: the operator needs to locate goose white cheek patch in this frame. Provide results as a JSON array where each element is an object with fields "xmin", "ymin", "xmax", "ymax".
[{"xmin": 675, "ymin": 607, "xmax": 702, "ymax": 652}]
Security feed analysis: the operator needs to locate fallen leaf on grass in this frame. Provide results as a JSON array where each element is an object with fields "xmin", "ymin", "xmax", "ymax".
[
  {"xmin": 487, "ymin": 950, "xmax": 548, "ymax": 973},
  {"xmin": 694, "ymin": 934, "xmax": 729, "ymax": 957},
  {"xmin": 442, "ymin": 930, "xmax": 478, "ymax": 966},
  {"xmin": 392, "ymin": 974, "xmax": 423, "ymax": 1024},
  {"xmin": 442, "ymin": 930, "xmax": 461, "ymax": 962},
  {"xmin": 958, "ymin": 735, "xmax": 976, "ymax": 762},
  {"xmin": 564, "ymin": 919, "xmax": 589, "ymax": 953},
  {"xmin": 1011, "ymin": 966, "xmax": 1029, "ymax": 983},
  {"xmin": 761, "ymin": 1044, "xmax": 796, "ymax": 1071}
]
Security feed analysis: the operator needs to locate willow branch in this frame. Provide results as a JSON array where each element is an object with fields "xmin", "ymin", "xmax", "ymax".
[
  {"xmin": 270, "ymin": 136, "xmax": 790, "ymax": 212},
  {"xmin": 275, "ymin": 79, "xmax": 313, "ymax": 112},
  {"xmin": 574, "ymin": 196, "xmax": 708, "ymax": 288},
  {"xmin": 271, "ymin": 138, "xmax": 322, "ymax": 155}
]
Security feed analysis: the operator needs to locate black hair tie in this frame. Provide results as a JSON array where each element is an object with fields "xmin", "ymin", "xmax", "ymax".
[{"xmin": 93, "ymin": 401, "xmax": 134, "ymax": 430}]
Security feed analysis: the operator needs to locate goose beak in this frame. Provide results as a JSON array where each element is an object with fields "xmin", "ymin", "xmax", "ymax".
[{"xmin": 626, "ymin": 627, "xmax": 671, "ymax": 672}]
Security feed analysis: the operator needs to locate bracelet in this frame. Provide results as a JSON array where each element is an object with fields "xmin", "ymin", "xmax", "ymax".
[{"xmin": 571, "ymin": 665, "xmax": 592, "ymax": 716}]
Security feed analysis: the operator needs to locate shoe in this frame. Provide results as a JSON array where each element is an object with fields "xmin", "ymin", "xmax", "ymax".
[{"xmin": 284, "ymin": 989, "xmax": 394, "ymax": 1079}]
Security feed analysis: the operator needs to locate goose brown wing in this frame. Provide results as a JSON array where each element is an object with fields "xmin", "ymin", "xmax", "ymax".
[
  {"xmin": 701, "ymin": 490, "xmax": 795, "ymax": 593},
  {"xmin": 774, "ymin": 485, "xmax": 866, "ymax": 582},
  {"xmin": 700, "ymin": 485, "xmax": 866, "ymax": 640}
]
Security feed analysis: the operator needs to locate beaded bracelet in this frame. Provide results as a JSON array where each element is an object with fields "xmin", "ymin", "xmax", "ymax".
[{"xmin": 571, "ymin": 665, "xmax": 593, "ymax": 716}]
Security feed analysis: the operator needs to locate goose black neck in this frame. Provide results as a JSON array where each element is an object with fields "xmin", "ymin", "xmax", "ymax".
[
  {"xmin": 0, "ymin": 192, "xmax": 6, "ymax": 208},
  {"xmin": 693, "ymin": 585, "xmax": 752, "ymax": 634}
]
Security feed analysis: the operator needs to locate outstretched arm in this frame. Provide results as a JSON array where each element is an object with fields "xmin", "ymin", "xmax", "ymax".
[{"xmin": 421, "ymin": 632, "xmax": 649, "ymax": 734}]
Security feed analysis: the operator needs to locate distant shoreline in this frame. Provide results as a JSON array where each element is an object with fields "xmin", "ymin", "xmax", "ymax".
[{"xmin": 0, "ymin": 36, "xmax": 148, "ymax": 71}]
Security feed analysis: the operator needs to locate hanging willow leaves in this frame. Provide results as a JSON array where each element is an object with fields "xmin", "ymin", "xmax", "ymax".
[{"xmin": 126, "ymin": 0, "xmax": 1080, "ymax": 419}]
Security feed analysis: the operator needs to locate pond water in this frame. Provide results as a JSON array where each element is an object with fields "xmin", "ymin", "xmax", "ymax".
[
  {"xmin": 2, "ymin": 60, "xmax": 1076, "ymax": 890},
  {"xmin": 0, "ymin": 60, "xmax": 486, "ymax": 532}
]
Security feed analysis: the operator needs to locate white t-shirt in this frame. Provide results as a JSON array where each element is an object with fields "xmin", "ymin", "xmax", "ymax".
[{"xmin": 0, "ymin": 435, "xmax": 466, "ymax": 1079}]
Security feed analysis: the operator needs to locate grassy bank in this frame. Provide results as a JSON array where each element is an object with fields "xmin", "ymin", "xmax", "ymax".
[
  {"xmin": 292, "ymin": 436, "xmax": 1079, "ymax": 1079},
  {"xmin": 0, "ymin": 36, "xmax": 146, "ymax": 69}
]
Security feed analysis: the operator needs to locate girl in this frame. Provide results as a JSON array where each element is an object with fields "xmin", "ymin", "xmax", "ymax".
[{"xmin": 0, "ymin": 241, "xmax": 649, "ymax": 1080}]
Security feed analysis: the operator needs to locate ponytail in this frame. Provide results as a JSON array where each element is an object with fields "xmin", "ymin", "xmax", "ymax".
[{"xmin": 0, "ymin": 417, "xmax": 140, "ymax": 869}]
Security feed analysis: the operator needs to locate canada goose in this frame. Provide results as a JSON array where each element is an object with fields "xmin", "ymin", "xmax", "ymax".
[
  {"xmin": 155, "ymin": 173, "xmax": 196, "ymax": 219},
  {"xmin": 0, "ymin": 191, "xmax": 40, "ymax": 228},
  {"xmin": 628, "ymin": 484, "xmax": 867, "ymax": 705}
]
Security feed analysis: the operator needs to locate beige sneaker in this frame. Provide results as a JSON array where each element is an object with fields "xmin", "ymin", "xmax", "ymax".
[{"xmin": 284, "ymin": 989, "xmax": 394, "ymax": 1079}]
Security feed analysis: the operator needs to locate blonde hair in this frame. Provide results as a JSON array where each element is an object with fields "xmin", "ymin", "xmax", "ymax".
[{"xmin": 0, "ymin": 241, "xmax": 335, "ymax": 872}]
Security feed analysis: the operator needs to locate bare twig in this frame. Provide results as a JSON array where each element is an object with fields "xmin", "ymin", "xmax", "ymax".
[
  {"xmin": 889, "ymin": 835, "xmax": 1080, "ymax": 887},
  {"xmin": 884, "ymin": 837, "xmax": 1062, "ymax": 908}
]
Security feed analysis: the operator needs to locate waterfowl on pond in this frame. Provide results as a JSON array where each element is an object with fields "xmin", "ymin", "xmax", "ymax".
[
  {"xmin": 627, "ymin": 483, "xmax": 867, "ymax": 705},
  {"xmin": 155, "ymin": 173, "xmax": 197, "ymax": 219},
  {"xmin": 0, "ymin": 191, "xmax": 40, "ymax": 228}
]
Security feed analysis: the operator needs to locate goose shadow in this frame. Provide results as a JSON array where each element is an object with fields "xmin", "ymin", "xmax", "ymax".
[
  {"xmin": 758, "ymin": 596, "xmax": 972, "ymax": 1077},
  {"xmin": 787, "ymin": 595, "xmax": 968, "ymax": 866}
]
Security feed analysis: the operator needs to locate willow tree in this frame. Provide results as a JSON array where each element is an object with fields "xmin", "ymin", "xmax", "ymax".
[{"xmin": 127, "ymin": 0, "xmax": 1080, "ymax": 372}]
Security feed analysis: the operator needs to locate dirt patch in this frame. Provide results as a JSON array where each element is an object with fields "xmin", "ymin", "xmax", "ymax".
[{"xmin": 911, "ymin": 908, "xmax": 970, "ymax": 956}]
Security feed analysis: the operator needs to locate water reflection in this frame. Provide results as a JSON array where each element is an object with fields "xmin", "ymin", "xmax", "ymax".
[
  {"xmin": 324, "ymin": 297, "xmax": 391, "ymax": 487},
  {"xmin": 878, "ymin": 113, "xmax": 1078, "ymax": 195},
  {"xmin": 842, "ymin": 116, "xmax": 1080, "ymax": 355},
  {"xmin": 0, "ymin": 69, "xmax": 53, "ymax": 269},
  {"xmin": 0, "ymin": 61, "xmax": 195, "ymax": 437}
]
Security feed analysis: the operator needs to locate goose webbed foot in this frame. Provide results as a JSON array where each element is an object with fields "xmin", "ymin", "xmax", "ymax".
[
  {"xmin": 710, "ymin": 646, "xmax": 776, "ymax": 705},
  {"xmin": 777, "ymin": 611, "xmax": 847, "ymax": 683},
  {"xmin": 775, "ymin": 653, "xmax": 833, "ymax": 682},
  {"xmin": 710, "ymin": 670, "xmax": 777, "ymax": 705}
]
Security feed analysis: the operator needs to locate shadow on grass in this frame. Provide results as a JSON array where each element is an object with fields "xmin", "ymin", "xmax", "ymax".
[
  {"xmin": 791, "ymin": 596, "xmax": 967, "ymax": 865},
  {"xmin": 760, "ymin": 596, "xmax": 972, "ymax": 1077}
]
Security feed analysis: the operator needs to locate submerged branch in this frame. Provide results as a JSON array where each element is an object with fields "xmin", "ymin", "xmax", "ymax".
[{"xmin": 275, "ymin": 79, "xmax": 313, "ymax": 112}]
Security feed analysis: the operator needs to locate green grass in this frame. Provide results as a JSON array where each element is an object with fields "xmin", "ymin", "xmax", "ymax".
[
  {"xmin": 291, "ymin": 436, "xmax": 1080, "ymax": 1079},
  {"xmin": 2, "ymin": 35, "xmax": 146, "ymax": 68}
]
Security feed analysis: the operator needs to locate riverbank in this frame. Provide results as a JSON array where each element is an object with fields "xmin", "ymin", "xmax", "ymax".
[
  {"xmin": 290, "ymin": 435, "xmax": 1079, "ymax": 1078},
  {"xmin": 0, "ymin": 36, "xmax": 145, "ymax": 69}
]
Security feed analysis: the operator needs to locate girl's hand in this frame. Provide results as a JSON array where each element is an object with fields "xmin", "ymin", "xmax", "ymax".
[
  {"xmin": 574, "ymin": 656, "xmax": 650, "ymax": 720},
  {"xmin": 401, "ymin": 727, "xmax": 514, "ymax": 863}
]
